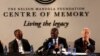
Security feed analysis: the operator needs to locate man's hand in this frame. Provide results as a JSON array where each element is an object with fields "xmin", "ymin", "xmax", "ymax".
[{"xmin": 55, "ymin": 44, "xmax": 60, "ymax": 49}]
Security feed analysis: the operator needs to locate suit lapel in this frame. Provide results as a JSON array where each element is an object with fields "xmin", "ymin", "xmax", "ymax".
[
  {"xmin": 58, "ymin": 37, "xmax": 60, "ymax": 44},
  {"xmin": 14, "ymin": 39, "xmax": 19, "ymax": 51},
  {"xmin": 81, "ymin": 38, "xmax": 84, "ymax": 46},
  {"xmin": 50, "ymin": 38, "xmax": 53, "ymax": 45}
]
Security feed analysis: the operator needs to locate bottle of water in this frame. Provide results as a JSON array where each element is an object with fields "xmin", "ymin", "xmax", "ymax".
[
  {"xmin": 72, "ymin": 48, "xmax": 76, "ymax": 56},
  {"xmin": 30, "ymin": 45, "xmax": 34, "ymax": 56},
  {"xmin": 67, "ymin": 45, "xmax": 71, "ymax": 56}
]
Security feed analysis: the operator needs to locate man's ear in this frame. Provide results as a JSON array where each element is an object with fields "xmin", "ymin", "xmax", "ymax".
[{"xmin": 57, "ymin": 31, "xmax": 59, "ymax": 34}]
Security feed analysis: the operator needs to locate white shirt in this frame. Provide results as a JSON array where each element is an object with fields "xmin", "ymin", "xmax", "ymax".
[
  {"xmin": 16, "ymin": 39, "xmax": 24, "ymax": 53},
  {"xmin": 52, "ymin": 37, "xmax": 59, "ymax": 45},
  {"xmin": 82, "ymin": 38, "xmax": 90, "ymax": 46}
]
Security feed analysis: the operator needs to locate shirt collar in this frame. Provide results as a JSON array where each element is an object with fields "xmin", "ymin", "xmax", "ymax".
[{"xmin": 16, "ymin": 38, "xmax": 21, "ymax": 42}]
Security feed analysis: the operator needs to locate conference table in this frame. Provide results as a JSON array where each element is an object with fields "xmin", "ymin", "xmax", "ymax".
[{"xmin": 0, "ymin": 52, "xmax": 100, "ymax": 56}]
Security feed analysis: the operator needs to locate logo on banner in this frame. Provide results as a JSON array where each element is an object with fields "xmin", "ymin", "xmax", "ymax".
[{"xmin": 35, "ymin": 0, "xmax": 56, "ymax": 4}]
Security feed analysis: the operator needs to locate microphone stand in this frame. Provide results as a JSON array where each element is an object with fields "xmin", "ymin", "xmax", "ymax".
[
  {"xmin": 56, "ymin": 51, "xmax": 57, "ymax": 56},
  {"xmin": 60, "ymin": 44, "xmax": 63, "ymax": 56}
]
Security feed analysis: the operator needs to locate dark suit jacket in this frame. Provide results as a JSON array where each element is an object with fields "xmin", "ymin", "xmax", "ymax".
[
  {"xmin": 43, "ymin": 37, "xmax": 68, "ymax": 52},
  {"xmin": 74, "ymin": 37, "xmax": 95, "ymax": 53},
  {"xmin": 0, "ymin": 42, "xmax": 4, "ymax": 53},
  {"xmin": 9, "ymin": 39, "xmax": 31, "ymax": 53}
]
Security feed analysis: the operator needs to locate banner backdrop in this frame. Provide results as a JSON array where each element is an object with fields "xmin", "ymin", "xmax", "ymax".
[{"xmin": 0, "ymin": 0, "xmax": 100, "ymax": 52}]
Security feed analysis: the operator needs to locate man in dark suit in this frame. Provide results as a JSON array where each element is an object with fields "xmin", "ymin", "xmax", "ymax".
[
  {"xmin": 0, "ymin": 40, "xmax": 4, "ymax": 54},
  {"xmin": 9, "ymin": 29, "xmax": 31, "ymax": 53},
  {"xmin": 43, "ymin": 28, "xmax": 68, "ymax": 54},
  {"xmin": 74, "ymin": 28, "xmax": 95, "ymax": 53}
]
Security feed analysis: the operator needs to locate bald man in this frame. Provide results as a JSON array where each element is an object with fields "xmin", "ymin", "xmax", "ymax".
[{"xmin": 74, "ymin": 28, "xmax": 95, "ymax": 53}]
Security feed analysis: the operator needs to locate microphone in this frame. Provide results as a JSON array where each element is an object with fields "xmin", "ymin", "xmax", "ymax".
[
  {"xmin": 30, "ymin": 45, "xmax": 34, "ymax": 56},
  {"xmin": 43, "ymin": 42, "xmax": 52, "ymax": 56},
  {"xmin": 48, "ymin": 42, "xmax": 52, "ymax": 49}
]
